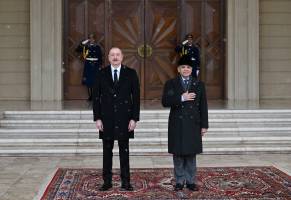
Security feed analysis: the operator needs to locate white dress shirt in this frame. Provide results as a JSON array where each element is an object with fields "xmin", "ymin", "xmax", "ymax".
[{"xmin": 111, "ymin": 65, "xmax": 121, "ymax": 81}]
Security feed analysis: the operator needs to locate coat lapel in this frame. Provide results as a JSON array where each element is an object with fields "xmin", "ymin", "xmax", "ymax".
[
  {"xmin": 104, "ymin": 64, "xmax": 128, "ymax": 90},
  {"xmin": 174, "ymin": 76, "xmax": 185, "ymax": 94},
  {"xmin": 189, "ymin": 77, "xmax": 198, "ymax": 93},
  {"xmin": 104, "ymin": 65, "xmax": 114, "ymax": 87}
]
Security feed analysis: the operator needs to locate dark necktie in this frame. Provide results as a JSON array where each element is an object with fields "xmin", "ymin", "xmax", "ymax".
[
  {"xmin": 114, "ymin": 69, "xmax": 118, "ymax": 84},
  {"xmin": 183, "ymin": 79, "xmax": 189, "ymax": 91}
]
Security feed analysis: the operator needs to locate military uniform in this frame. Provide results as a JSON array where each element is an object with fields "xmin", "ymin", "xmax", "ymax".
[
  {"xmin": 76, "ymin": 39, "xmax": 102, "ymax": 100},
  {"xmin": 76, "ymin": 41, "xmax": 102, "ymax": 87}
]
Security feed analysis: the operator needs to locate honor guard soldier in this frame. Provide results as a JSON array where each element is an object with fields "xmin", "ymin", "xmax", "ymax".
[
  {"xmin": 76, "ymin": 33, "xmax": 102, "ymax": 101},
  {"xmin": 175, "ymin": 34, "xmax": 200, "ymax": 78}
]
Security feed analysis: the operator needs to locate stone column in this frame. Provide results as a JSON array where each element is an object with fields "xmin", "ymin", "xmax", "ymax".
[
  {"xmin": 226, "ymin": 0, "xmax": 259, "ymax": 101},
  {"xmin": 30, "ymin": 0, "xmax": 63, "ymax": 101}
]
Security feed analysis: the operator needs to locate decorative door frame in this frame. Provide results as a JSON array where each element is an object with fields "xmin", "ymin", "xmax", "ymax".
[{"xmin": 30, "ymin": 0, "xmax": 259, "ymax": 101}]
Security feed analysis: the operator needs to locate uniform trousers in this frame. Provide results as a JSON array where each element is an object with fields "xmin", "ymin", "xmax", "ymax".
[{"xmin": 190, "ymin": 62, "xmax": 198, "ymax": 78}]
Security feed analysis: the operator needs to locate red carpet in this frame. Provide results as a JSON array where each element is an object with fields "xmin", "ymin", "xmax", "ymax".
[{"xmin": 41, "ymin": 167, "xmax": 290, "ymax": 199}]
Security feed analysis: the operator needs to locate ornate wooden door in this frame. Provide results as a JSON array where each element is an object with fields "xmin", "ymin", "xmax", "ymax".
[
  {"xmin": 109, "ymin": 0, "xmax": 146, "ymax": 98},
  {"xmin": 64, "ymin": 0, "xmax": 105, "ymax": 100},
  {"xmin": 109, "ymin": 0, "xmax": 177, "ymax": 100},
  {"xmin": 180, "ymin": 0, "xmax": 225, "ymax": 99},
  {"xmin": 144, "ymin": 0, "xmax": 178, "ymax": 99},
  {"xmin": 64, "ymin": 0, "xmax": 225, "ymax": 100}
]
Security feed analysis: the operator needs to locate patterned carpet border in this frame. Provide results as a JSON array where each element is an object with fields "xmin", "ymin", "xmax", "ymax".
[{"xmin": 40, "ymin": 166, "xmax": 291, "ymax": 200}]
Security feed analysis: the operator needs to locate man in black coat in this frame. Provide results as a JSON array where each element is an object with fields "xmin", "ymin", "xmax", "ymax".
[
  {"xmin": 175, "ymin": 34, "xmax": 200, "ymax": 78},
  {"xmin": 162, "ymin": 55, "xmax": 208, "ymax": 192},
  {"xmin": 93, "ymin": 47, "xmax": 140, "ymax": 191}
]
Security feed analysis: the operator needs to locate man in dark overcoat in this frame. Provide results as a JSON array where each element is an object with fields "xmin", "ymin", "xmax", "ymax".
[
  {"xmin": 162, "ymin": 55, "xmax": 208, "ymax": 191},
  {"xmin": 175, "ymin": 34, "xmax": 200, "ymax": 78},
  {"xmin": 93, "ymin": 47, "xmax": 140, "ymax": 191}
]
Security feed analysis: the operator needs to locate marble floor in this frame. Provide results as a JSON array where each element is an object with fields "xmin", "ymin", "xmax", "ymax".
[{"xmin": 0, "ymin": 154, "xmax": 290, "ymax": 200}]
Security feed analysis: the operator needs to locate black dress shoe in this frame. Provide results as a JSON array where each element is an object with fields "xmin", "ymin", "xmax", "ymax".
[
  {"xmin": 186, "ymin": 183, "xmax": 198, "ymax": 191},
  {"xmin": 87, "ymin": 96, "xmax": 92, "ymax": 101},
  {"xmin": 121, "ymin": 183, "xmax": 134, "ymax": 191},
  {"xmin": 174, "ymin": 183, "xmax": 184, "ymax": 191},
  {"xmin": 99, "ymin": 183, "xmax": 112, "ymax": 191}
]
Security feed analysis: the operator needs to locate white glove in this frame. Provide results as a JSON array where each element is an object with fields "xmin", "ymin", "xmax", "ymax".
[
  {"xmin": 196, "ymin": 70, "xmax": 200, "ymax": 77},
  {"xmin": 182, "ymin": 40, "xmax": 188, "ymax": 45},
  {"xmin": 82, "ymin": 39, "xmax": 89, "ymax": 45}
]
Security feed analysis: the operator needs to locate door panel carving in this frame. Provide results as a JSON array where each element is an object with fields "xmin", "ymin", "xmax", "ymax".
[
  {"xmin": 144, "ymin": 0, "xmax": 178, "ymax": 99},
  {"xmin": 64, "ymin": 0, "xmax": 225, "ymax": 100},
  {"xmin": 64, "ymin": 0, "xmax": 105, "ymax": 99}
]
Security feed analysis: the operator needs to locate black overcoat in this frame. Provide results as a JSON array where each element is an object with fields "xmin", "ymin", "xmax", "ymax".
[
  {"xmin": 93, "ymin": 65, "xmax": 140, "ymax": 140},
  {"xmin": 162, "ymin": 76, "xmax": 208, "ymax": 155}
]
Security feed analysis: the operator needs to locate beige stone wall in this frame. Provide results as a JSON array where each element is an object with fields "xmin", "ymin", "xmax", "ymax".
[
  {"xmin": 260, "ymin": 0, "xmax": 291, "ymax": 99},
  {"xmin": 1, "ymin": 0, "xmax": 290, "ymax": 101},
  {"xmin": 0, "ymin": 0, "xmax": 30, "ymax": 100}
]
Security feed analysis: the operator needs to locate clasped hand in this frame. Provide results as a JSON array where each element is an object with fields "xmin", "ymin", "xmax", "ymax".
[{"xmin": 182, "ymin": 91, "xmax": 196, "ymax": 101}]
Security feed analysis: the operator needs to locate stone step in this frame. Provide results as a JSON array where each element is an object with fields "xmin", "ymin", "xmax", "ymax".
[
  {"xmin": 0, "ymin": 145, "xmax": 290, "ymax": 156},
  {"xmin": 4, "ymin": 110, "xmax": 291, "ymax": 119},
  {"xmin": 1, "ymin": 109, "xmax": 291, "ymax": 155},
  {"xmin": 0, "ymin": 132, "xmax": 290, "ymax": 139},
  {"xmin": 0, "ymin": 134, "xmax": 290, "ymax": 141},
  {"xmin": 0, "ymin": 128, "xmax": 291, "ymax": 137},
  {"xmin": 2, "ymin": 124, "xmax": 291, "ymax": 129},
  {"xmin": 0, "ymin": 136, "xmax": 291, "ymax": 148},
  {"xmin": 1, "ymin": 127, "xmax": 291, "ymax": 133},
  {"xmin": 1, "ymin": 119, "xmax": 291, "ymax": 129},
  {"xmin": 4, "ymin": 113, "xmax": 291, "ymax": 120},
  {"xmin": 0, "ymin": 129, "xmax": 290, "ymax": 138},
  {"xmin": 3, "ymin": 118, "xmax": 291, "ymax": 122}
]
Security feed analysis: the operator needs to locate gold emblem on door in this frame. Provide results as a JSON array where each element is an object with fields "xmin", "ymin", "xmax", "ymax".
[{"xmin": 137, "ymin": 44, "xmax": 152, "ymax": 58}]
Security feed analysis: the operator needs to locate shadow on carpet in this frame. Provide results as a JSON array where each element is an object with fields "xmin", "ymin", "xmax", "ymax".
[{"xmin": 40, "ymin": 166, "xmax": 291, "ymax": 199}]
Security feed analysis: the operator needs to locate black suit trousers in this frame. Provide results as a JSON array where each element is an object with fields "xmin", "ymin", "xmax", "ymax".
[{"xmin": 102, "ymin": 139, "xmax": 130, "ymax": 184}]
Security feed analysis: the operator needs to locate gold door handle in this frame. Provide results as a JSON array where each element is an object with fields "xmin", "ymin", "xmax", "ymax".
[{"xmin": 137, "ymin": 44, "xmax": 152, "ymax": 58}]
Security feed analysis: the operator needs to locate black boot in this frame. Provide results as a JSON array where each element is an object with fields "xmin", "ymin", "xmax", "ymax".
[{"xmin": 87, "ymin": 87, "xmax": 92, "ymax": 101}]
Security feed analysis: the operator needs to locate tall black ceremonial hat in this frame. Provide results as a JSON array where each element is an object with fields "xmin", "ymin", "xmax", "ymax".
[{"xmin": 178, "ymin": 55, "xmax": 192, "ymax": 67}]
